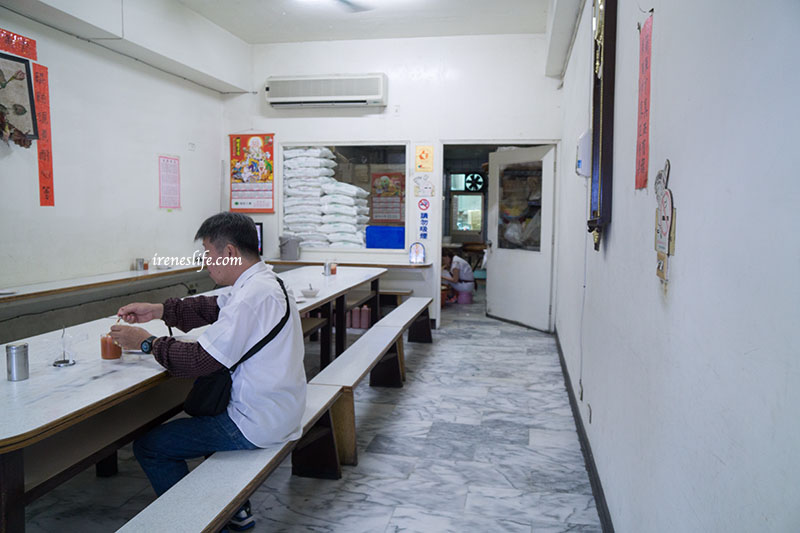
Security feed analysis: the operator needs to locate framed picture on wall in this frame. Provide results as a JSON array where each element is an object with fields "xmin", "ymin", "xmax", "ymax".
[
  {"xmin": 587, "ymin": 0, "xmax": 617, "ymax": 250},
  {"xmin": 0, "ymin": 52, "xmax": 38, "ymax": 141}
]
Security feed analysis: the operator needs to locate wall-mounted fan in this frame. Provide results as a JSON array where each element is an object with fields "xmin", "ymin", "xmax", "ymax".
[{"xmin": 465, "ymin": 173, "xmax": 484, "ymax": 191}]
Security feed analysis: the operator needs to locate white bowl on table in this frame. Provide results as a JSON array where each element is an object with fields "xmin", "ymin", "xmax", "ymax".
[{"xmin": 301, "ymin": 287, "xmax": 320, "ymax": 298}]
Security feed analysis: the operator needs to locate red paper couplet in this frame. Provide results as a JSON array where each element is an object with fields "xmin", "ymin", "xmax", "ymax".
[
  {"xmin": 33, "ymin": 63, "xmax": 54, "ymax": 206},
  {"xmin": 0, "ymin": 27, "xmax": 37, "ymax": 60},
  {"xmin": 635, "ymin": 15, "xmax": 653, "ymax": 190}
]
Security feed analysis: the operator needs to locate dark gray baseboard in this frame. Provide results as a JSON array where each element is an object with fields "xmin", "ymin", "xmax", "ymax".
[{"xmin": 554, "ymin": 328, "xmax": 615, "ymax": 533}]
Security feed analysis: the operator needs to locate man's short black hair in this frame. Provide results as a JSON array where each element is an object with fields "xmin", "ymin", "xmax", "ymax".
[
  {"xmin": 195, "ymin": 212, "xmax": 260, "ymax": 258},
  {"xmin": 442, "ymin": 248, "xmax": 455, "ymax": 259}
]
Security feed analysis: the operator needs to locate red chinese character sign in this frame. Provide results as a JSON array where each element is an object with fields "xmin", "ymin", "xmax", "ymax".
[
  {"xmin": 0, "ymin": 28, "xmax": 37, "ymax": 60},
  {"xmin": 635, "ymin": 15, "xmax": 653, "ymax": 190},
  {"xmin": 0, "ymin": 27, "xmax": 53, "ymax": 206},
  {"xmin": 32, "ymin": 63, "xmax": 53, "ymax": 206},
  {"xmin": 229, "ymin": 134, "xmax": 275, "ymax": 213}
]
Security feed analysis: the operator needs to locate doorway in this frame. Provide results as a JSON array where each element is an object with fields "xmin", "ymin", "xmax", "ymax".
[
  {"xmin": 442, "ymin": 145, "xmax": 505, "ymax": 296},
  {"xmin": 442, "ymin": 144, "xmax": 557, "ymax": 331}
]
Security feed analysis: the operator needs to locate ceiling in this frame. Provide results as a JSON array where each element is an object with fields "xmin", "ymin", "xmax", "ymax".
[{"xmin": 179, "ymin": 0, "xmax": 549, "ymax": 44}]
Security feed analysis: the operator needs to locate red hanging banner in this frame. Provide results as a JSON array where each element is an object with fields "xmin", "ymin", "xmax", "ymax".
[
  {"xmin": 32, "ymin": 63, "xmax": 54, "ymax": 206},
  {"xmin": 0, "ymin": 27, "xmax": 37, "ymax": 60},
  {"xmin": 635, "ymin": 15, "xmax": 653, "ymax": 190}
]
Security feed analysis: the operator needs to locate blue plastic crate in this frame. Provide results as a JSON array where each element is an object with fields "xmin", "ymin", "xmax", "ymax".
[{"xmin": 365, "ymin": 226, "xmax": 405, "ymax": 249}]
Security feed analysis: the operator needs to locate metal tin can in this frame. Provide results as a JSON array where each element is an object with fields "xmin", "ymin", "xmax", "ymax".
[{"xmin": 6, "ymin": 343, "xmax": 29, "ymax": 381}]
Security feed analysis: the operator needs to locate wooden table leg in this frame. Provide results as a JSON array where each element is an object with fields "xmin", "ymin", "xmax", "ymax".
[
  {"xmin": 320, "ymin": 301, "xmax": 332, "ymax": 368},
  {"xmin": 0, "ymin": 449, "xmax": 25, "ymax": 533},
  {"xmin": 370, "ymin": 279, "xmax": 381, "ymax": 325},
  {"xmin": 335, "ymin": 294, "xmax": 346, "ymax": 357}
]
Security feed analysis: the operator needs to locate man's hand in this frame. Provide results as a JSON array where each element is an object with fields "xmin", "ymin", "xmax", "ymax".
[
  {"xmin": 109, "ymin": 325, "xmax": 152, "ymax": 351},
  {"xmin": 117, "ymin": 303, "xmax": 164, "ymax": 324}
]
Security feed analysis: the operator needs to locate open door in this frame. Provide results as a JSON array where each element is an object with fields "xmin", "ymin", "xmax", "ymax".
[{"xmin": 486, "ymin": 146, "xmax": 556, "ymax": 331}]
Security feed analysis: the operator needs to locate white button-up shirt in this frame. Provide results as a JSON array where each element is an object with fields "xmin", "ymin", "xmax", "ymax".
[{"xmin": 198, "ymin": 262, "xmax": 307, "ymax": 447}]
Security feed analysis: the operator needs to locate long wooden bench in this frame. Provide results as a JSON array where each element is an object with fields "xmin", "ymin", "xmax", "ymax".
[
  {"xmin": 119, "ymin": 297, "xmax": 433, "ymax": 532},
  {"xmin": 375, "ymin": 295, "xmax": 433, "ymax": 343},
  {"xmin": 379, "ymin": 288, "xmax": 413, "ymax": 307},
  {"xmin": 346, "ymin": 288, "xmax": 412, "ymax": 310},
  {"xmin": 118, "ymin": 383, "xmax": 343, "ymax": 533},
  {"xmin": 310, "ymin": 297, "xmax": 433, "ymax": 466}
]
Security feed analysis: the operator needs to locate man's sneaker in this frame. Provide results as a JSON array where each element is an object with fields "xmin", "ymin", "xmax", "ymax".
[{"xmin": 227, "ymin": 501, "xmax": 255, "ymax": 531}]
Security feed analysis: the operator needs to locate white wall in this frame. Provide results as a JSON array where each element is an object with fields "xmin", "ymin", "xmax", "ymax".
[
  {"xmin": 223, "ymin": 34, "xmax": 563, "ymax": 319},
  {"xmin": 555, "ymin": 0, "xmax": 800, "ymax": 531},
  {"xmin": 0, "ymin": 8, "xmax": 225, "ymax": 287}
]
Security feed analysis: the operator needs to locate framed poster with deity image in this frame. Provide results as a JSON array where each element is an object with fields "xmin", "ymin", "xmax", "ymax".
[
  {"xmin": 588, "ymin": 0, "xmax": 617, "ymax": 250},
  {"xmin": 0, "ymin": 51, "xmax": 38, "ymax": 144},
  {"xmin": 229, "ymin": 133, "xmax": 275, "ymax": 213}
]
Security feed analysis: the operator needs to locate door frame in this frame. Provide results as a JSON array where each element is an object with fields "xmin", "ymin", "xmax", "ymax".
[
  {"xmin": 484, "ymin": 143, "xmax": 559, "ymax": 332},
  {"xmin": 440, "ymin": 140, "xmax": 561, "ymax": 329}
]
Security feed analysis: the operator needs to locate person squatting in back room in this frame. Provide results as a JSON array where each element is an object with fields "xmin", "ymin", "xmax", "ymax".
[{"xmin": 441, "ymin": 248, "xmax": 475, "ymax": 304}]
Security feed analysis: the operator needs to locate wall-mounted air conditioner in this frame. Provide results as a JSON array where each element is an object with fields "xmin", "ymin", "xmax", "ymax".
[{"xmin": 265, "ymin": 73, "xmax": 388, "ymax": 108}]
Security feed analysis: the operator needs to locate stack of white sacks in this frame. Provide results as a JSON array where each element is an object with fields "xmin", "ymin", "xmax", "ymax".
[{"xmin": 283, "ymin": 147, "xmax": 370, "ymax": 249}]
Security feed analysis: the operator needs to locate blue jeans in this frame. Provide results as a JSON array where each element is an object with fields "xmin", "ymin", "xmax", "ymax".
[{"xmin": 133, "ymin": 411, "xmax": 258, "ymax": 496}]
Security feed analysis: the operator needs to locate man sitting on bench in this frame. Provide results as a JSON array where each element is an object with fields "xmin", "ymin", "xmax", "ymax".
[{"xmin": 110, "ymin": 212, "xmax": 307, "ymax": 531}]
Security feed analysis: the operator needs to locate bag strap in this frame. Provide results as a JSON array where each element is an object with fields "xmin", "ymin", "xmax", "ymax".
[{"xmin": 230, "ymin": 276, "xmax": 291, "ymax": 372}]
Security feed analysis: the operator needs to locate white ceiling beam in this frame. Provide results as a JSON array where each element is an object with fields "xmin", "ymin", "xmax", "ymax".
[{"xmin": 545, "ymin": 0, "xmax": 584, "ymax": 79}]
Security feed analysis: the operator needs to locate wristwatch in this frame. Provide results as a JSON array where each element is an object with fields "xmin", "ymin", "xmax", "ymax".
[{"xmin": 140, "ymin": 336, "xmax": 157, "ymax": 354}]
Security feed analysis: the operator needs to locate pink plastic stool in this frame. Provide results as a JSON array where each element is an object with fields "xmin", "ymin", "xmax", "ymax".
[{"xmin": 457, "ymin": 291, "xmax": 473, "ymax": 304}]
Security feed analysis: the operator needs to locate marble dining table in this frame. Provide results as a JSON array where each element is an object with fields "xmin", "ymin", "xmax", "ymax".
[
  {"xmin": 277, "ymin": 265, "xmax": 386, "ymax": 361},
  {"xmin": 0, "ymin": 264, "xmax": 385, "ymax": 531}
]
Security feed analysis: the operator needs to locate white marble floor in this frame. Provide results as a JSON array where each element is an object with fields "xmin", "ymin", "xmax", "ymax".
[{"xmin": 24, "ymin": 290, "xmax": 601, "ymax": 532}]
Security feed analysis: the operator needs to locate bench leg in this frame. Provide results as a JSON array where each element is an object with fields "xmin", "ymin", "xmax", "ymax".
[
  {"xmin": 0, "ymin": 449, "xmax": 25, "ymax": 533},
  {"xmin": 95, "ymin": 450, "xmax": 118, "ymax": 477},
  {"xmin": 408, "ymin": 307, "xmax": 433, "ymax": 343},
  {"xmin": 369, "ymin": 341, "xmax": 404, "ymax": 388},
  {"xmin": 396, "ymin": 335, "xmax": 406, "ymax": 382},
  {"xmin": 329, "ymin": 388, "xmax": 357, "ymax": 466},
  {"xmin": 291, "ymin": 410, "xmax": 341, "ymax": 479}
]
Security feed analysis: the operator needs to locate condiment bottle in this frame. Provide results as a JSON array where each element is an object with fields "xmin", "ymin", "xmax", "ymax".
[{"xmin": 360, "ymin": 305, "xmax": 370, "ymax": 329}]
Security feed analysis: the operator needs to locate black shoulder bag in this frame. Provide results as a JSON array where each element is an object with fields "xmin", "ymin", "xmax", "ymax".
[{"xmin": 184, "ymin": 277, "xmax": 291, "ymax": 417}]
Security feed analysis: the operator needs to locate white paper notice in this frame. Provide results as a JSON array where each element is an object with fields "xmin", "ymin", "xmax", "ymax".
[{"xmin": 158, "ymin": 155, "xmax": 181, "ymax": 209}]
